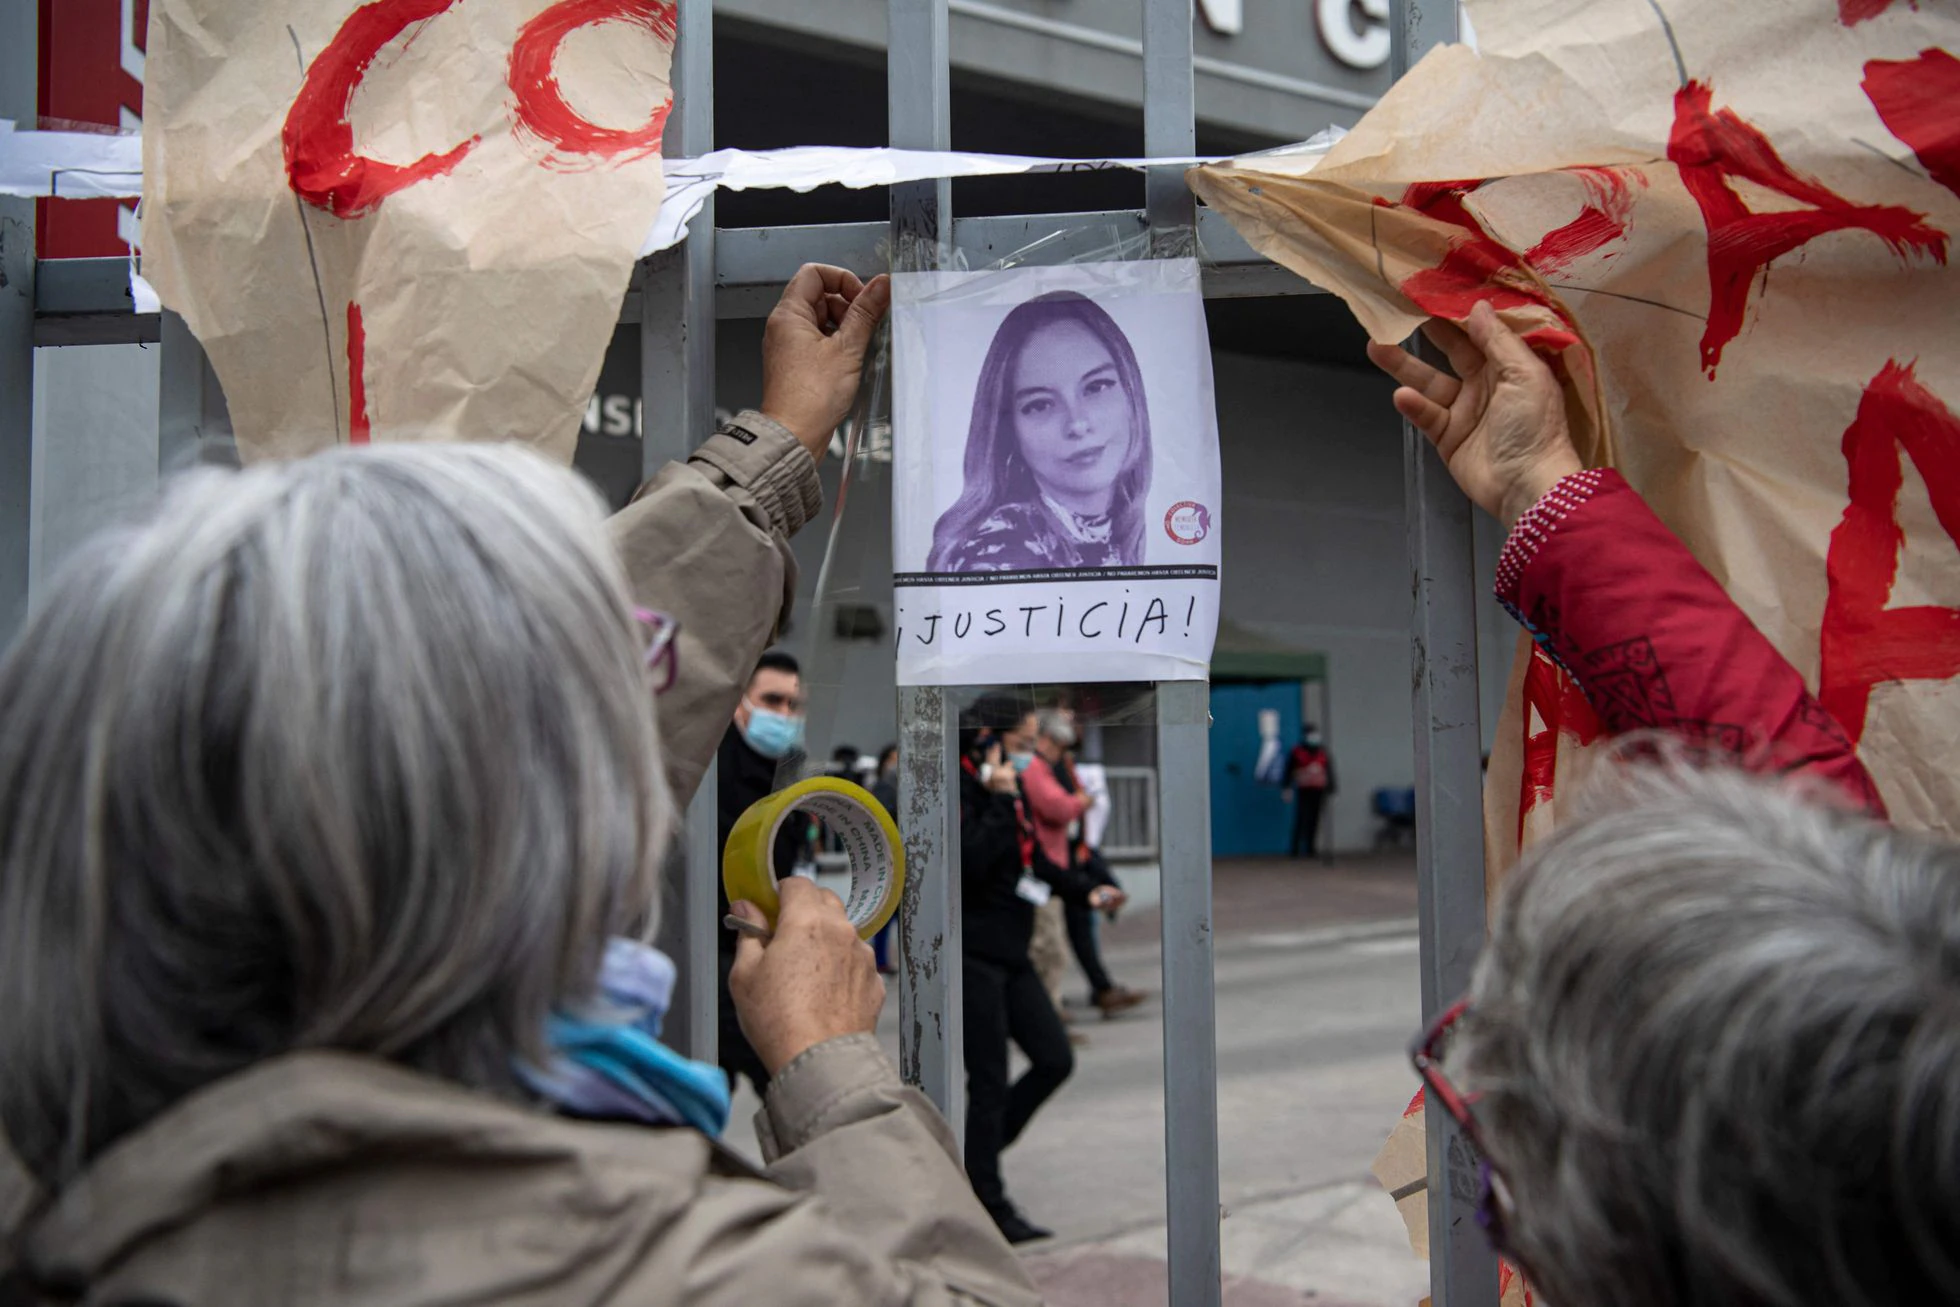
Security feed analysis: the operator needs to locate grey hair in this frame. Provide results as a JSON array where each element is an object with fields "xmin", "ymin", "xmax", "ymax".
[
  {"xmin": 1457, "ymin": 764, "xmax": 1960, "ymax": 1307},
  {"xmin": 0, "ymin": 444, "xmax": 671, "ymax": 1185},
  {"xmin": 1035, "ymin": 709, "xmax": 1077, "ymax": 750}
]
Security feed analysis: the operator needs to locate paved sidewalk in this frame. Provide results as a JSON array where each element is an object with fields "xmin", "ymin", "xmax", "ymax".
[
  {"xmin": 1022, "ymin": 1179, "xmax": 1426, "ymax": 1307},
  {"xmin": 1105, "ymin": 851, "xmax": 1418, "ymax": 951},
  {"xmin": 728, "ymin": 850, "xmax": 1430, "ymax": 1307}
]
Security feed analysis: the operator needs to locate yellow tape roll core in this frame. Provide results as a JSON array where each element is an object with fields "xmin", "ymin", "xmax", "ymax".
[{"xmin": 723, "ymin": 778, "xmax": 906, "ymax": 941}]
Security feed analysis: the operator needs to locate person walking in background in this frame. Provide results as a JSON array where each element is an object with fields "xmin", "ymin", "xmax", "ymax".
[
  {"xmin": 1055, "ymin": 750, "xmax": 1144, "ymax": 1019},
  {"xmin": 1287, "ymin": 724, "xmax": 1334, "ymax": 860},
  {"xmin": 957, "ymin": 703, "xmax": 1123, "ymax": 1244},
  {"xmin": 715, "ymin": 651, "xmax": 809, "ymax": 1095}
]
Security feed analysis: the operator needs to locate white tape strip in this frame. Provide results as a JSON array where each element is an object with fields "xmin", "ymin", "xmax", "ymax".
[
  {"xmin": 0, "ymin": 121, "xmax": 144, "ymax": 201},
  {"xmin": 1, "ymin": 120, "xmax": 1340, "ymax": 254}
]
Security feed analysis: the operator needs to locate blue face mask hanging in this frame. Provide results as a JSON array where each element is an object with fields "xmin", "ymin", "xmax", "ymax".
[
  {"xmin": 741, "ymin": 703, "xmax": 806, "ymax": 760},
  {"xmin": 518, "ymin": 939, "xmax": 733, "ymax": 1137}
]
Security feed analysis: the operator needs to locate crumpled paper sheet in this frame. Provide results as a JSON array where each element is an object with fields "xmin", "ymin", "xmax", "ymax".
[
  {"xmin": 141, "ymin": 0, "xmax": 677, "ymax": 463},
  {"xmin": 1192, "ymin": 0, "xmax": 1960, "ymax": 864},
  {"xmin": 1201, "ymin": 1, "xmax": 1959, "ymax": 1293}
]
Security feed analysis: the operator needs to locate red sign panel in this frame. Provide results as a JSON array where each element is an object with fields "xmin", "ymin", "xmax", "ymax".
[{"xmin": 36, "ymin": 0, "xmax": 147, "ymax": 258}]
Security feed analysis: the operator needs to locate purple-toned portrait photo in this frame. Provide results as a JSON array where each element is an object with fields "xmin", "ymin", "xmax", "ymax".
[{"xmin": 928, "ymin": 291, "xmax": 1154, "ymax": 573}]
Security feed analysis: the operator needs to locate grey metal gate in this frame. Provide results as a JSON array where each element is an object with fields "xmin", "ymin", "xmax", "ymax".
[{"xmin": 0, "ymin": 1, "xmax": 1498, "ymax": 1301}]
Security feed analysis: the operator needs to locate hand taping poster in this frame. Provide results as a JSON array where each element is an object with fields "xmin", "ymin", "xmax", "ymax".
[{"xmin": 891, "ymin": 259, "xmax": 1223, "ymax": 687}]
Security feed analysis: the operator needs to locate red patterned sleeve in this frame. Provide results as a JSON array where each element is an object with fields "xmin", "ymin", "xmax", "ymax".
[{"xmin": 1496, "ymin": 470, "xmax": 1887, "ymax": 818}]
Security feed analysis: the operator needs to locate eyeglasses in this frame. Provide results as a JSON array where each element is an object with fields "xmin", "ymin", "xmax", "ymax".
[
  {"xmin": 1409, "ymin": 999, "xmax": 1528, "ymax": 1283},
  {"xmin": 634, "ymin": 608, "xmax": 680, "ymax": 695}
]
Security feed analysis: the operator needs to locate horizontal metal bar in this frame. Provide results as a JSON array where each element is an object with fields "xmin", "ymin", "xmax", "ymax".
[{"xmin": 33, "ymin": 208, "xmax": 1320, "ymax": 342}]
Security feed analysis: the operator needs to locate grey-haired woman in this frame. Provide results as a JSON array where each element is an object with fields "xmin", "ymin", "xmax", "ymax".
[
  {"xmin": 1373, "ymin": 304, "xmax": 1958, "ymax": 1305},
  {"xmin": 0, "ymin": 267, "xmax": 1038, "ymax": 1306}
]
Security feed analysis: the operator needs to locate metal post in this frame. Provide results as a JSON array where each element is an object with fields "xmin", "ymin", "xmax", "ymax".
[
  {"xmin": 889, "ymin": 0, "xmax": 962, "ymax": 1128},
  {"xmin": 0, "ymin": 0, "xmax": 36, "ymax": 646},
  {"xmin": 895, "ymin": 687, "xmax": 963, "ymax": 1137},
  {"xmin": 643, "ymin": 0, "xmax": 719, "ymax": 1064},
  {"xmin": 1145, "ymin": 2, "xmax": 1223, "ymax": 1304},
  {"xmin": 1393, "ymin": 3, "xmax": 1499, "ymax": 1305}
]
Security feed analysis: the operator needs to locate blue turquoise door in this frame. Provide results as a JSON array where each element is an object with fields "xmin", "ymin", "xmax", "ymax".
[{"xmin": 1207, "ymin": 681, "xmax": 1302, "ymax": 858}]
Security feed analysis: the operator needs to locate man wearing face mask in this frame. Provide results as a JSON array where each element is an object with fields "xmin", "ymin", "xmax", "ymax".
[{"xmin": 714, "ymin": 651, "xmax": 810, "ymax": 1095}]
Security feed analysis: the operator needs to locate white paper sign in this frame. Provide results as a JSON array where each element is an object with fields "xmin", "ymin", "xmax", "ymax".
[{"xmin": 893, "ymin": 259, "xmax": 1223, "ymax": 687}]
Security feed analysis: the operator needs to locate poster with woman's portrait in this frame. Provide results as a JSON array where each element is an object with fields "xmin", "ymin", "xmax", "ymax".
[{"xmin": 892, "ymin": 259, "xmax": 1223, "ymax": 687}]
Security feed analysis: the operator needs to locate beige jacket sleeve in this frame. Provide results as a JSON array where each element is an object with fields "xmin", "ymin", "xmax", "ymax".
[
  {"xmin": 659, "ymin": 1035, "xmax": 1042, "ymax": 1306},
  {"xmin": 608, "ymin": 411, "xmax": 821, "ymax": 806}
]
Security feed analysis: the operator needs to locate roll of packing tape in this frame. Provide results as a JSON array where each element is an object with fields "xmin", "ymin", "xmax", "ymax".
[{"xmin": 723, "ymin": 777, "xmax": 906, "ymax": 941}]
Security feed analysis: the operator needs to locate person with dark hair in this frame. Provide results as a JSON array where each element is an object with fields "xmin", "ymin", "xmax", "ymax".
[
  {"xmin": 714, "ymin": 650, "xmax": 810, "ymax": 1095},
  {"xmin": 928, "ymin": 292, "xmax": 1154, "ymax": 573},
  {"xmin": 956, "ymin": 698, "xmax": 1122, "ymax": 1243},
  {"xmin": 1286, "ymin": 724, "xmax": 1333, "ymax": 859},
  {"xmin": 1373, "ymin": 303, "xmax": 1952, "ymax": 1306}
]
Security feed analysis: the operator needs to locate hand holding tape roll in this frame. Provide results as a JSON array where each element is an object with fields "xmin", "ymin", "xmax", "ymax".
[{"xmin": 723, "ymin": 778, "xmax": 906, "ymax": 941}]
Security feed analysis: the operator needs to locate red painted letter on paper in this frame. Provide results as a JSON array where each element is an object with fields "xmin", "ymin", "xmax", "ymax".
[
  {"xmin": 1864, "ymin": 48, "xmax": 1960, "ymax": 202},
  {"xmin": 509, "ymin": 0, "xmax": 677, "ymax": 160},
  {"xmin": 1667, "ymin": 81, "xmax": 1949, "ymax": 377},
  {"xmin": 284, "ymin": 0, "xmax": 482, "ymax": 218},
  {"xmin": 1819, "ymin": 361, "xmax": 1960, "ymax": 742}
]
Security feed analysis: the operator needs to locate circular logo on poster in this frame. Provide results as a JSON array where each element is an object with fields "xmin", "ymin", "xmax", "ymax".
[{"xmin": 1165, "ymin": 501, "xmax": 1212, "ymax": 546}]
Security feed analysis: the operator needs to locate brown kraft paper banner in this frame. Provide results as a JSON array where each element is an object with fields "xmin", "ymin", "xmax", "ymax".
[
  {"xmin": 1191, "ymin": 0, "xmax": 1960, "ymax": 864},
  {"xmin": 141, "ymin": 0, "xmax": 678, "ymax": 463},
  {"xmin": 1194, "ymin": 0, "xmax": 1958, "ymax": 1286}
]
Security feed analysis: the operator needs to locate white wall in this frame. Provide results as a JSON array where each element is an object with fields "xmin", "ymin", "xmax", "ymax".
[{"xmin": 29, "ymin": 344, "xmax": 161, "ymax": 597}]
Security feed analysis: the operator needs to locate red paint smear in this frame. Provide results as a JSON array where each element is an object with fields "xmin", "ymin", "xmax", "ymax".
[
  {"xmin": 1666, "ymin": 80, "xmax": 1950, "ymax": 379},
  {"xmin": 347, "ymin": 302, "xmax": 372, "ymax": 445},
  {"xmin": 1819, "ymin": 361, "xmax": 1960, "ymax": 741},
  {"xmin": 1499, "ymin": 1261, "xmax": 1536, "ymax": 1306},
  {"xmin": 1518, "ymin": 646, "xmax": 1602, "ymax": 843},
  {"xmin": 1864, "ymin": 48, "xmax": 1960, "ymax": 201},
  {"xmin": 1394, "ymin": 180, "xmax": 1569, "ymax": 327},
  {"xmin": 1523, "ymin": 168, "xmax": 1644, "ymax": 275},
  {"xmin": 1404, "ymin": 1088, "xmax": 1425, "ymax": 1118},
  {"xmin": 1839, "ymin": 0, "xmax": 1916, "ymax": 24},
  {"xmin": 1392, "ymin": 176, "xmax": 1616, "ymax": 349},
  {"xmin": 509, "ymin": 0, "xmax": 677, "ymax": 160},
  {"xmin": 284, "ymin": 0, "xmax": 481, "ymax": 218}
]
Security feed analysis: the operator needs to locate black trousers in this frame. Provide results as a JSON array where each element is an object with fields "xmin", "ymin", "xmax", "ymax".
[
  {"xmin": 963, "ymin": 954, "xmax": 1074, "ymax": 1214},
  {"xmin": 717, "ymin": 950, "xmax": 770, "ymax": 1097},
  {"xmin": 1291, "ymin": 789, "xmax": 1326, "ymax": 859},
  {"xmin": 1065, "ymin": 901, "xmax": 1116, "ymax": 998}
]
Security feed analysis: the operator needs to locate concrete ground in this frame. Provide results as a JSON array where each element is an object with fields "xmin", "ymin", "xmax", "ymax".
[{"xmin": 730, "ymin": 852, "xmax": 1429, "ymax": 1307}]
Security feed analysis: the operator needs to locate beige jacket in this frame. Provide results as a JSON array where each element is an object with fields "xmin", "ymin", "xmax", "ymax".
[{"xmin": 0, "ymin": 416, "xmax": 1041, "ymax": 1306}]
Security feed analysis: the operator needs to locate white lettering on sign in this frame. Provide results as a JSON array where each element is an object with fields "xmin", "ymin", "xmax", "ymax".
[
  {"xmin": 1316, "ymin": 0, "xmax": 1391, "ymax": 70},
  {"xmin": 1197, "ymin": 0, "xmax": 1244, "ymax": 36}
]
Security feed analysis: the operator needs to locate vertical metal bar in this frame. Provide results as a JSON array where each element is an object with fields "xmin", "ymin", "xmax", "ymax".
[
  {"xmin": 889, "ymin": 0, "xmax": 961, "ymax": 1128},
  {"xmin": 1155, "ymin": 680, "xmax": 1221, "ymax": 1307},
  {"xmin": 643, "ymin": 0, "xmax": 719, "ymax": 1063},
  {"xmin": 895, "ymin": 687, "xmax": 963, "ymax": 1138},
  {"xmin": 158, "ymin": 311, "xmax": 206, "ymax": 475},
  {"xmin": 889, "ymin": 0, "xmax": 951, "ymax": 269},
  {"xmin": 1393, "ymin": 4, "xmax": 1499, "ymax": 1306},
  {"xmin": 1144, "ymin": 3, "xmax": 1221, "ymax": 1304},
  {"xmin": 0, "ymin": 0, "xmax": 36, "ymax": 647}
]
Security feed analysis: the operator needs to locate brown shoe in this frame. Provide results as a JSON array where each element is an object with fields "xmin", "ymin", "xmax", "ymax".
[{"xmin": 1094, "ymin": 986, "xmax": 1147, "ymax": 1018}]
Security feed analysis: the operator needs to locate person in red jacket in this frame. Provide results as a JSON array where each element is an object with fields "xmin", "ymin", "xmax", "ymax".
[{"xmin": 1367, "ymin": 307, "xmax": 1960, "ymax": 1307}]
